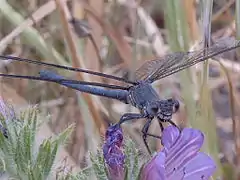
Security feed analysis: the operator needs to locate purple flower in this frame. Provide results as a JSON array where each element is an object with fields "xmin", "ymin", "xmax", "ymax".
[
  {"xmin": 103, "ymin": 125, "xmax": 125, "ymax": 180},
  {"xmin": 140, "ymin": 126, "xmax": 216, "ymax": 180}
]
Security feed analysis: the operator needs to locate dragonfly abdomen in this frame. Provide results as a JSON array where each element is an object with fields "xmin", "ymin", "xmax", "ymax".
[{"xmin": 39, "ymin": 70, "xmax": 129, "ymax": 103}]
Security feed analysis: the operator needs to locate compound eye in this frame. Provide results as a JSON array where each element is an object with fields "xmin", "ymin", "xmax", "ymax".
[{"xmin": 173, "ymin": 100, "xmax": 180, "ymax": 113}]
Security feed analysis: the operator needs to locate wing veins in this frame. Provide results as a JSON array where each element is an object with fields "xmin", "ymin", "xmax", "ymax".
[
  {"xmin": 149, "ymin": 41, "xmax": 240, "ymax": 82},
  {"xmin": 0, "ymin": 55, "xmax": 136, "ymax": 85},
  {"xmin": 133, "ymin": 38, "xmax": 240, "ymax": 82}
]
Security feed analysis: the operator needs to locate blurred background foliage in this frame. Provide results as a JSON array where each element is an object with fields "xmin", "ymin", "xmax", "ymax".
[{"xmin": 0, "ymin": 0, "xmax": 239, "ymax": 179}]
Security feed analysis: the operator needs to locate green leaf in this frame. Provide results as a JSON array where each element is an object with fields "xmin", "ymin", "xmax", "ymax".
[
  {"xmin": 124, "ymin": 138, "xmax": 145, "ymax": 180},
  {"xmin": 0, "ymin": 102, "xmax": 74, "ymax": 180},
  {"xmin": 90, "ymin": 151, "xmax": 108, "ymax": 180}
]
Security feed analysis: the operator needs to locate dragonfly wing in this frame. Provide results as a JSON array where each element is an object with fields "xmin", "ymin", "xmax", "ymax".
[
  {"xmin": 133, "ymin": 52, "xmax": 187, "ymax": 81},
  {"xmin": 134, "ymin": 37, "xmax": 240, "ymax": 83},
  {"xmin": 0, "ymin": 55, "xmax": 135, "ymax": 85}
]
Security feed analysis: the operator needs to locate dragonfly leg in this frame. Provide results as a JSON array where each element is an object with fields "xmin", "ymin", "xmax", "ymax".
[
  {"xmin": 117, "ymin": 113, "xmax": 145, "ymax": 125},
  {"xmin": 141, "ymin": 118, "xmax": 162, "ymax": 155},
  {"xmin": 158, "ymin": 115, "xmax": 181, "ymax": 133},
  {"xmin": 142, "ymin": 123, "xmax": 162, "ymax": 139},
  {"xmin": 169, "ymin": 120, "xmax": 181, "ymax": 132},
  {"xmin": 142, "ymin": 118, "xmax": 153, "ymax": 155},
  {"xmin": 157, "ymin": 118, "xmax": 164, "ymax": 132},
  {"xmin": 117, "ymin": 113, "xmax": 160, "ymax": 155}
]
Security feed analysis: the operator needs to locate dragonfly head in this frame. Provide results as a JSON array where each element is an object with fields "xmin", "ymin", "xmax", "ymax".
[
  {"xmin": 146, "ymin": 99, "xmax": 180, "ymax": 119},
  {"xmin": 157, "ymin": 99, "xmax": 180, "ymax": 122}
]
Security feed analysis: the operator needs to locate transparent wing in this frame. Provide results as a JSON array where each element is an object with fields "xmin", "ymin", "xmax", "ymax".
[
  {"xmin": 134, "ymin": 37, "xmax": 240, "ymax": 83},
  {"xmin": 0, "ymin": 55, "xmax": 136, "ymax": 85}
]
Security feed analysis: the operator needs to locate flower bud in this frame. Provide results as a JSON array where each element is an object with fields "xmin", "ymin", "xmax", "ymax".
[{"xmin": 103, "ymin": 125, "xmax": 125, "ymax": 180}]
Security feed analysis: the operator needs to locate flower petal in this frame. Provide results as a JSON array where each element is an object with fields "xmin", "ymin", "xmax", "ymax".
[
  {"xmin": 167, "ymin": 167, "xmax": 185, "ymax": 180},
  {"xmin": 161, "ymin": 126, "xmax": 180, "ymax": 150},
  {"xmin": 140, "ymin": 126, "xmax": 216, "ymax": 180},
  {"xmin": 168, "ymin": 152, "xmax": 216, "ymax": 180},
  {"xmin": 140, "ymin": 152, "xmax": 167, "ymax": 180},
  {"xmin": 165, "ymin": 128, "xmax": 204, "ymax": 176},
  {"xmin": 183, "ymin": 152, "xmax": 216, "ymax": 180}
]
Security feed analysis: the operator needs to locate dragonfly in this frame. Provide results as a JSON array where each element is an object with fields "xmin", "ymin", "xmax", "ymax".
[{"xmin": 0, "ymin": 37, "xmax": 239, "ymax": 154}]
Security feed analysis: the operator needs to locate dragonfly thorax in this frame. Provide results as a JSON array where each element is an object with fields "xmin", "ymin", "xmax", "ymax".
[{"xmin": 127, "ymin": 81, "xmax": 160, "ymax": 109}]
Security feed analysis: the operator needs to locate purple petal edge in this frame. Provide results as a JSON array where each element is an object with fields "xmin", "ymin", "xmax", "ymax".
[
  {"xmin": 162, "ymin": 126, "xmax": 180, "ymax": 149},
  {"xmin": 167, "ymin": 152, "xmax": 216, "ymax": 180},
  {"xmin": 183, "ymin": 152, "xmax": 216, "ymax": 180},
  {"xmin": 165, "ymin": 127, "xmax": 204, "ymax": 172}
]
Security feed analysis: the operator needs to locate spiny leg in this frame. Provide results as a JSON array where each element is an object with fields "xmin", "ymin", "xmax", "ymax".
[
  {"xmin": 156, "ymin": 117, "xmax": 166, "ymax": 148},
  {"xmin": 141, "ymin": 118, "xmax": 162, "ymax": 155},
  {"xmin": 167, "ymin": 98, "xmax": 181, "ymax": 131},
  {"xmin": 115, "ymin": 113, "xmax": 154, "ymax": 154},
  {"xmin": 142, "ymin": 121, "xmax": 161, "ymax": 139},
  {"xmin": 157, "ymin": 118, "xmax": 164, "ymax": 132},
  {"xmin": 157, "ymin": 118, "xmax": 182, "ymax": 146},
  {"xmin": 116, "ymin": 113, "xmax": 162, "ymax": 155},
  {"xmin": 168, "ymin": 120, "xmax": 181, "ymax": 132},
  {"xmin": 158, "ymin": 116, "xmax": 181, "ymax": 133},
  {"xmin": 142, "ymin": 119, "xmax": 153, "ymax": 155},
  {"xmin": 116, "ymin": 113, "xmax": 145, "ymax": 126},
  {"xmin": 168, "ymin": 119, "xmax": 177, "ymax": 127}
]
